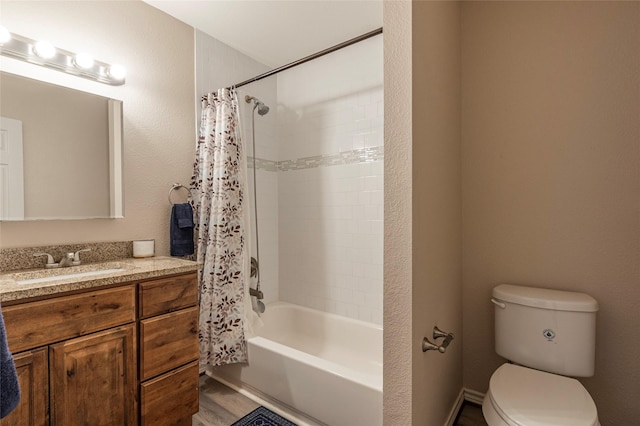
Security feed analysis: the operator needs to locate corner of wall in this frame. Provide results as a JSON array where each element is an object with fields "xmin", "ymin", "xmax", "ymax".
[{"xmin": 383, "ymin": 1, "xmax": 413, "ymax": 424}]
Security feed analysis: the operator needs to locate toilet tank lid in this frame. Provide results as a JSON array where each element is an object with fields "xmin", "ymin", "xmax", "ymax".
[{"xmin": 493, "ymin": 284, "xmax": 598, "ymax": 312}]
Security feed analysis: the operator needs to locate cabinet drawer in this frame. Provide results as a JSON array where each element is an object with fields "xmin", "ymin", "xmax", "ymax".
[
  {"xmin": 140, "ymin": 361, "xmax": 199, "ymax": 426},
  {"xmin": 138, "ymin": 273, "xmax": 197, "ymax": 318},
  {"xmin": 140, "ymin": 306, "xmax": 198, "ymax": 380},
  {"xmin": 3, "ymin": 285, "xmax": 136, "ymax": 353}
]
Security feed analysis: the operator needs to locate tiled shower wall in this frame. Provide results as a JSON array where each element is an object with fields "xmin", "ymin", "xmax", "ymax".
[
  {"xmin": 278, "ymin": 156, "xmax": 383, "ymax": 324},
  {"xmin": 199, "ymin": 31, "xmax": 383, "ymax": 324},
  {"xmin": 276, "ymin": 36, "xmax": 383, "ymax": 324}
]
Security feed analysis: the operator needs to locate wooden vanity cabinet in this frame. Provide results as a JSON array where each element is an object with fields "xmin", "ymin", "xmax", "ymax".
[
  {"xmin": 1, "ymin": 271, "xmax": 199, "ymax": 426},
  {"xmin": 2, "ymin": 285, "xmax": 136, "ymax": 426}
]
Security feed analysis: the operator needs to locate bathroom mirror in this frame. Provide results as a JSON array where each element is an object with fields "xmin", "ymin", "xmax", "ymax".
[{"xmin": 0, "ymin": 72, "xmax": 123, "ymax": 221}]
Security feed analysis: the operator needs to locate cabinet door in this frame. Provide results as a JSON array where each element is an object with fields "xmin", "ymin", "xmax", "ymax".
[
  {"xmin": 0, "ymin": 348, "xmax": 48, "ymax": 426},
  {"xmin": 49, "ymin": 324, "xmax": 137, "ymax": 426}
]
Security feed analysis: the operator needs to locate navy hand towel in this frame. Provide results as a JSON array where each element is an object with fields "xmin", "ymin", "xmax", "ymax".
[
  {"xmin": 1, "ymin": 305, "xmax": 20, "ymax": 419},
  {"xmin": 170, "ymin": 203, "xmax": 195, "ymax": 256}
]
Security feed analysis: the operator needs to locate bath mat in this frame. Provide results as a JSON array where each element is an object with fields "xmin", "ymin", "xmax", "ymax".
[{"xmin": 231, "ymin": 406, "xmax": 298, "ymax": 426}]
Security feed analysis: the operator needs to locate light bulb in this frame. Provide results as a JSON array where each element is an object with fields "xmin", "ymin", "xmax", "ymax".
[
  {"xmin": 0, "ymin": 26, "xmax": 10, "ymax": 44},
  {"xmin": 108, "ymin": 64, "xmax": 126, "ymax": 81},
  {"xmin": 33, "ymin": 40, "xmax": 56, "ymax": 59},
  {"xmin": 74, "ymin": 52, "xmax": 94, "ymax": 69}
]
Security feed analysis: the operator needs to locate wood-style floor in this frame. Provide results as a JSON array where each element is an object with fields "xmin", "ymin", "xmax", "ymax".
[
  {"xmin": 192, "ymin": 375, "xmax": 260, "ymax": 426},
  {"xmin": 192, "ymin": 375, "xmax": 488, "ymax": 426},
  {"xmin": 454, "ymin": 401, "xmax": 488, "ymax": 426}
]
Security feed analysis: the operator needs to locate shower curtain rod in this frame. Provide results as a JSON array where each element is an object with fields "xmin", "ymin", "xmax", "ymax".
[{"xmin": 231, "ymin": 27, "xmax": 383, "ymax": 89}]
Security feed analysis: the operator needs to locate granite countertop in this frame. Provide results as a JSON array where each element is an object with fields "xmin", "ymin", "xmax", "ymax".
[{"xmin": 0, "ymin": 256, "xmax": 200, "ymax": 303}]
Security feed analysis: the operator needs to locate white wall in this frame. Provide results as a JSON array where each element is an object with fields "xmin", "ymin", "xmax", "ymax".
[{"xmin": 277, "ymin": 35, "xmax": 383, "ymax": 324}]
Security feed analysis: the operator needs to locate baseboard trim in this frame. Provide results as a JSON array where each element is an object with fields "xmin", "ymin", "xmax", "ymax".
[
  {"xmin": 445, "ymin": 388, "xmax": 466, "ymax": 426},
  {"xmin": 463, "ymin": 388, "xmax": 485, "ymax": 405},
  {"xmin": 445, "ymin": 388, "xmax": 486, "ymax": 426}
]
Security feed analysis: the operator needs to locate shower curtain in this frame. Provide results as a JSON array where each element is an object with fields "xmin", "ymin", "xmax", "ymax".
[{"xmin": 190, "ymin": 88, "xmax": 254, "ymax": 366}]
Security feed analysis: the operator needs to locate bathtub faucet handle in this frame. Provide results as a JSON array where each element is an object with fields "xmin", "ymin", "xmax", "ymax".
[{"xmin": 249, "ymin": 287, "xmax": 264, "ymax": 299}]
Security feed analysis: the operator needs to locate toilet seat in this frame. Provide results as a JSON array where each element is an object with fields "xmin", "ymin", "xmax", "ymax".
[{"xmin": 484, "ymin": 363, "xmax": 599, "ymax": 426}]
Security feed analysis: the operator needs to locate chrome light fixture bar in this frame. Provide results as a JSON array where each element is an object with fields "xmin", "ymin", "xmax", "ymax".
[{"xmin": 0, "ymin": 26, "xmax": 125, "ymax": 85}]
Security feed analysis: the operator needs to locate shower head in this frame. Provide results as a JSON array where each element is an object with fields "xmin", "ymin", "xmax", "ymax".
[
  {"xmin": 255, "ymin": 101, "xmax": 270, "ymax": 116},
  {"xmin": 245, "ymin": 95, "xmax": 270, "ymax": 116}
]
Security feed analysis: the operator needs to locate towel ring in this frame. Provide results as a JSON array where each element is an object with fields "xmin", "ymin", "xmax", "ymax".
[{"xmin": 168, "ymin": 183, "xmax": 191, "ymax": 205}]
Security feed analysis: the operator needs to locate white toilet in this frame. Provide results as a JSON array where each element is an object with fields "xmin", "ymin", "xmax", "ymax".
[{"xmin": 483, "ymin": 284, "xmax": 600, "ymax": 426}]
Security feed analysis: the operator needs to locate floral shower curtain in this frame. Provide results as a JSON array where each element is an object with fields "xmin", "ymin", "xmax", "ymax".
[{"xmin": 190, "ymin": 88, "xmax": 253, "ymax": 366}]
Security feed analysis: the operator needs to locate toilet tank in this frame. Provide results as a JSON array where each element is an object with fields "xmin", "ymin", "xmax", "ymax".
[{"xmin": 492, "ymin": 284, "xmax": 598, "ymax": 377}]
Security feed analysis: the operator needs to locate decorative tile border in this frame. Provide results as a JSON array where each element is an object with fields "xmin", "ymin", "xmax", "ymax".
[
  {"xmin": 247, "ymin": 157, "xmax": 279, "ymax": 172},
  {"xmin": 249, "ymin": 146, "xmax": 383, "ymax": 172}
]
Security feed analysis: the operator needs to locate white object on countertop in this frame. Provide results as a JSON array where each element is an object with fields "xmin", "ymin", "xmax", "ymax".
[{"xmin": 133, "ymin": 240, "xmax": 155, "ymax": 258}]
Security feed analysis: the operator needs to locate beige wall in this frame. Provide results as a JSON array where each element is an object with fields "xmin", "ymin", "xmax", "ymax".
[
  {"xmin": 461, "ymin": 2, "xmax": 640, "ymax": 424},
  {"xmin": 384, "ymin": 1, "xmax": 462, "ymax": 424},
  {"xmin": 412, "ymin": 1, "xmax": 462, "ymax": 424},
  {"xmin": 0, "ymin": 0, "xmax": 195, "ymax": 255},
  {"xmin": 384, "ymin": 1, "xmax": 413, "ymax": 423}
]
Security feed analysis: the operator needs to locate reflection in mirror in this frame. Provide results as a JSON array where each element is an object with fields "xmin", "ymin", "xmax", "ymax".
[{"xmin": 0, "ymin": 72, "xmax": 123, "ymax": 221}]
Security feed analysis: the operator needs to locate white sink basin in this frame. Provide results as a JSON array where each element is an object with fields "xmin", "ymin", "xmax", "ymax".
[{"xmin": 14, "ymin": 267, "xmax": 127, "ymax": 285}]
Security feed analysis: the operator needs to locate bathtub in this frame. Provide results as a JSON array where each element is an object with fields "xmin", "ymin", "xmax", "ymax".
[{"xmin": 210, "ymin": 301, "xmax": 382, "ymax": 426}]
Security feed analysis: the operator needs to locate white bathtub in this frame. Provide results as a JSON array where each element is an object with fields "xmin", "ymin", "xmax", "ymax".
[{"xmin": 210, "ymin": 302, "xmax": 383, "ymax": 426}]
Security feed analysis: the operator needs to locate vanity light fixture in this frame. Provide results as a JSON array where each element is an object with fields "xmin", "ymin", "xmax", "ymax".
[
  {"xmin": 0, "ymin": 26, "xmax": 10, "ymax": 44},
  {"xmin": 0, "ymin": 26, "xmax": 125, "ymax": 85},
  {"xmin": 107, "ymin": 64, "xmax": 126, "ymax": 81},
  {"xmin": 33, "ymin": 40, "xmax": 56, "ymax": 59},
  {"xmin": 73, "ymin": 52, "xmax": 94, "ymax": 70}
]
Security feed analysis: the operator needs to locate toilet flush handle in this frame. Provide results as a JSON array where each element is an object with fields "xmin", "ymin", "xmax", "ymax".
[{"xmin": 491, "ymin": 298, "xmax": 506, "ymax": 309}]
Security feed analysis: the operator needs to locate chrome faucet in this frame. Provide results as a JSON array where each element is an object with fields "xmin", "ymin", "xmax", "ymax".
[
  {"xmin": 33, "ymin": 248, "xmax": 91, "ymax": 268},
  {"xmin": 58, "ymin": 253, "xmax": 75, "ymax": 267},
  {"xmin": 33, "ymin": 252, "xmax": 59, "ymax": 269},
  {"xmin": 72, "ymin": 248, "xmax": 91, "ymax": 266},
  {"xmin": 60, "ymin": 248, "xmax": 92, "ymax": 267}
]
